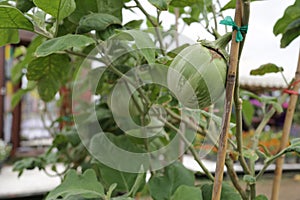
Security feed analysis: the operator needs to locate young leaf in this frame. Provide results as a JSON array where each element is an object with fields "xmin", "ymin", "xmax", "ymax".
[
  {"xmin": 35, "ymin": 34, "xmax": 95, "ymax": 57},
  {"xmin": 250, "ymin": 63, "xmax": 283, "ymax": 76},
  {"xmin": 243, "ymin": 149, "xmax": 259, "ymax": 162},
  {"xmin": 0, "ymin": 5, "xmax": 34, "ymax": 30},
  {"xmin": 148, "ymin": 0, "xmax": 168, "ymax": 11},
  {"xmin": 243, "ymin": 175, "xmax": 256, "ymax": 185},
  {"xmin": 148, "ymin": 162, "xmax": 195, "ymax": 200},
  {"xmin": 33, "ymin": 0, "xmax": 76, "ymax": 21},
  {"xmin": 77, "ymin": 13, "xmax": 121, "ymax": 33},
  {"xmin": 46, "ymin": 169, "xmax": 105, "ymax": 200},
  {"xmin": 171, "ymin": 185, "xmax": 203, "ymax": 200}
]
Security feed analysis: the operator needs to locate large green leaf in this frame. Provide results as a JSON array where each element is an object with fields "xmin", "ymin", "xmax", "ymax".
[
  {"xmin": 148, "ymin": 0, "xmax": 168, "ymax": 10},
  {"xmin": 77, "ymin": 13, "xmax": 121, "ymax": 33},
  {"xmin": 250, "ymin": 63, "xmax": 283, "ymax": 76},
  {"xmin": 201, "ymin": 183, "xmax": 242, "ymax": 200},
  {"xmin": 280, "ymin": 18, "xmax": 300, "ymax": 48},
  {"xmin": 46, "ymin": 169, "xmax": 105, "ymax": 200},
  {"xmin": 95, "ymin": 162, "xmax": 146, "ymax": 194},
  {"xmin": 35, "ymin": 34, "xmax": 95, "ymax": 57},
  {"xmin": 171, "ymin": 185, "xmax": 203, "ymax": 200},
  {"xmin": 112, "ymin": 30, "xmax": 156, "ymax": 63},
  {"xmin": 273, "ymin": 0, "xmax": 300, "ymax": 35},
  {"xmin": 0, "ymin": 6, "xmax": 34, "ymax": 30},
  {"xmin": 148, "ymin": 162, "xmax": 195, "ymax": 200},
  {"xmin": 27, "ymin": 54, "xmax": 70, "ymax": 101},
  {"xmin": 0, "ymin": 29, "xmax": 19, "ymax": 46},
  {"xmin": 33, "ymin": 0, "xmax": 76, "ymax": 21},
  {"xmin": 273, "ymin": 0, "xmax": 300, "ymax": 48}
]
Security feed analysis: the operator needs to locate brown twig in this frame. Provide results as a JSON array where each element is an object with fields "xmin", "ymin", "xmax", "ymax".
[
  {"xmin": 271, "ymin": 45, "xmax": 300, "ymax": 200},
  {"xmin": 211, "ymin": 0, "xmax": 243, "ymax": 199}
]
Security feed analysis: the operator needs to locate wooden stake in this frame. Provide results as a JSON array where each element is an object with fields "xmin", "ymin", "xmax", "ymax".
[
  {"xmin": 211, "ymin": 0, "xmax": 242, "ymax": 199},
  {"xmin": 271, "ymin": 46, "xmax": 300, "ymax": 200}
]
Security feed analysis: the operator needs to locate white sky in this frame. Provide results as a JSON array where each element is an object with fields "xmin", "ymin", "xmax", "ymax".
[{"xmin": 124, "ymin": 0, "xmax": 300, "ymax": 82}]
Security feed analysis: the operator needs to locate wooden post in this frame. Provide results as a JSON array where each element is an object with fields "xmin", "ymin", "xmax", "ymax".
[
  {"xmin": 0, "ymin": 47, "xmax": 4, "ymax": 140},
  {"xmin": 11, "ymin": 82, "xmax": 22, "ymax": 156}
]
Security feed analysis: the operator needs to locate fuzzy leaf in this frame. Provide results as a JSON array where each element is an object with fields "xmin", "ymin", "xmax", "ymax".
[
  {"xmin": 46, "ymin": 169, "xmax": 105, "ymax": 200},
  {"xmin": 36, "ymin": 34, "xmax": 95, "ymax": 57},
  {"xmin": 250, "ymin": 63, "xmax": 283, "ymax": 76},
  {"xmin": 243, "ymin": 149, "xmax": 259, "ymax": 161},
  {"xmin": 33, "ymin": 0, "xmax": 76, "ymax": 21},
  {"xmin": 243, "ymin": 175, "xmax": 256, "ymax": 185},
  {"xmin": 0, "ymin": 5, "xmax": 34, "ymax": 30}
]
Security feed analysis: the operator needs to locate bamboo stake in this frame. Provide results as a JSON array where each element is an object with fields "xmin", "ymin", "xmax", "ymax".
[
  {"xmin": 211, "ymin": 0, "xmax": 243, "ymax": 199},
  {"xmin": 271, "ymin": 45, "xmax": 300, "ymax": 200}
]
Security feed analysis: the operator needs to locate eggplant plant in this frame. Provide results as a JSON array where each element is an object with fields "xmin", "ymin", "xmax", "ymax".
[{"xmin": 0, "ymin": 0, "xmax": 299, "ymax": 200}]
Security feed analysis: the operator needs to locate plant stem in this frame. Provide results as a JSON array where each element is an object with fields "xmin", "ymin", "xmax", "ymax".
[
  {"xmin": 133, "ymin": 0, "xmax": 165, "ymax": 55},
  {"xmin": 161, "ymin": 117, "xmax": 215, "ymax": 181},
  {"xmin": 234, "ymin": 0, "xmax": 251, "ymax": 176},
  {"xmin": 256, "ymin": 148, "xmax": 288, "ymax": 181},
  {"xmin": 212, "ymin": 0, "xmax": 242, "ymax": 199},
  {"xmin": 271, "ymin": 46, "xmax": 300, "ymax": 200},
  {"xmin": 165, "ymin": 107, "xmax": 219, "ymax": 147},
  {"xmin": 249, "ymin": 94, "xmax": 288, "ymax": 172},
  {"xmin": 225, "ymin": 158, "xmax": 248, "ymax": 200}
]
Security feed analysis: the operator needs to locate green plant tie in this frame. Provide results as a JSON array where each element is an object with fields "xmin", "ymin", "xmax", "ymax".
[{"xmin": 220, "ymin": 16, "xmax": 248, "ymax": 42}]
